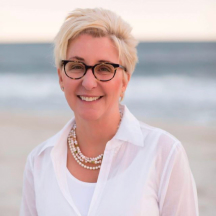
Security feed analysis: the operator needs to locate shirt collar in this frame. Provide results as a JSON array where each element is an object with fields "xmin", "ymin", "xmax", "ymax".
[
  {"xmin": 37, "ymin": 118, "xmax": 75, "ymax": 156},
  {"xmin": 112, "ymin": 105, "xmax": 146, "ymax": 147},
  {"xmin": 37, "ymin": 105, "xmax": 146, "ymax": 156}
]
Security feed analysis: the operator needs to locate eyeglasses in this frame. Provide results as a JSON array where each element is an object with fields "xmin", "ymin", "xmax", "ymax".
[{"xmin": 61, "ymin": 60, "xmax": 127, "ymax": 82}]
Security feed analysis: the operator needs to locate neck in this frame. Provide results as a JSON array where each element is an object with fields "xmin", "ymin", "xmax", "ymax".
[{"xmin": 74, "ymin": 106, "xmax": 122, "ymax": 157}]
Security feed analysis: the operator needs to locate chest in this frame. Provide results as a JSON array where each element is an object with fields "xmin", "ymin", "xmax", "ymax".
[
  {"xmin": 34, "ymin": 143, "xmax": 160, "ymax": 216},
  {"xmin": 35, "ymin": 170, "xmax": 159, "ymax": 216},
  {"xmin": 67, "ymin": 146, "xmax": 100, "ymax": 183}
]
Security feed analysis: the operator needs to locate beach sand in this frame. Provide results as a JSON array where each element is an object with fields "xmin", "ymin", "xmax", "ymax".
[{"xmin": 1, "ymin": 111, "xmax": 215, "ymax": 216}]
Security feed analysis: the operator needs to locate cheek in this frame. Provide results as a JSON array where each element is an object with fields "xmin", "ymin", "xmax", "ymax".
[
  {"xmin": 108, "ymin": 79, "xmax": 123, "ymax": 97},
  {"xmin": 62, "ymin": 73, "xmax": 77, "ymax": 90},
  {"xmin": 64, "ymin": 80, "xmax": 72, "ymax": 89},
  {"xmin": 63, "ymin": 79, "xmax": 78, "ymax": 101}
]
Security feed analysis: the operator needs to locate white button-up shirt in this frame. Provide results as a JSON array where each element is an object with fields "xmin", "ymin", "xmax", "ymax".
[{"xmin": 20, "ymin": 105, "xmax": 199, "ymax": 216}]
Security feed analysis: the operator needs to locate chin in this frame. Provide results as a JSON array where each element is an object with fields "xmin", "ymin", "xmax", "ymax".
[{"xmin": 75, "ymin": 109, "xmax": 104, "ymax": 121}]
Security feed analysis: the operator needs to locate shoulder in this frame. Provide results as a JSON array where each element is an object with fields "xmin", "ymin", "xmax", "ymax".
[
  {"xmin": 26, "ymin": 133, "xmax": 58, "ymax": 167},
  {"xmin": 139, "ymin": 121, "xmax": 179, "ymax": 142},
  {"xmin": 120, "ymin": 105, "xmax": 182, "ymax": 154},
  {"xmin": 138, "ymin": 120, "xmax": 185, "ymax": 158},
  {"xmin": 138, "ymin": 121, "xmax": 192, "ymax": 181},
  {"xmin": 26, "ymin": 117, "xmax": 75, "ymax": 164},
  {"xmin": 139, "ymin": 120, "xmax": 179, "ymax": 142}
]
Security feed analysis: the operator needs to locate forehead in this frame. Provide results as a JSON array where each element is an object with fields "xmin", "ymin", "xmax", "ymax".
[{"xmin": 66, "ymin": 34, "xmax": 119, "ymax": 63}]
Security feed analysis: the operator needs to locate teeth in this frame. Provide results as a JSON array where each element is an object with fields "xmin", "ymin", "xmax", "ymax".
[{"xmin": 80, "ymin": 96, "xmax": 100, "ymax": 101}]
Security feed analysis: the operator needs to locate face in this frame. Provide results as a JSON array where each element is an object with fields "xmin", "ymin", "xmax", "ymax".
[{"xmin": 58, "ymin": 34, "xmax": 130, "ymax": 121}]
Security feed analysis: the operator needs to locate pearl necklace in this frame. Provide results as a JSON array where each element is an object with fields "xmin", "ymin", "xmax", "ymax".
[{"xmin": 67, "ymin": 111, "xmax": 123, "ymax": 170}]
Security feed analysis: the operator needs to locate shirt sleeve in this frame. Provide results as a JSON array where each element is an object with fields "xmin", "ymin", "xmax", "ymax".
[
  {"xmin": 158, "ymin": 142, "xmax": 199, "ymax": 216},
  {"xmin": 20, "ymin": 154, "xmax": 38, "ymax": 216}
]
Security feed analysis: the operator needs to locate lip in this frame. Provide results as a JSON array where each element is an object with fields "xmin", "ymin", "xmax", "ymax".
[
  {"xmin": 78, "ymin": 95, "xmax": 102, "ymax": 97},
  {"xmin": 77, "ymin": 95, "xmax": 103, "ymax": 102}
]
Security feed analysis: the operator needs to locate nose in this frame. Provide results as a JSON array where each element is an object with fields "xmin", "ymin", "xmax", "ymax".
[{"xmin": 81, "ymin": 68, "xmax": 97, "ymax": 90}]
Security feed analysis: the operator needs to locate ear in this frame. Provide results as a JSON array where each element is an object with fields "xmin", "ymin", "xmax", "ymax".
[
  {"xmin": 58, "ymin": 68, "xmax": 64, "ymax": 88},
  {"xmin": 122, "ymin": 72, "xmax": 131, "ymax": 92}
]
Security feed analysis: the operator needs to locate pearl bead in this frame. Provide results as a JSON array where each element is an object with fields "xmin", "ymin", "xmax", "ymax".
[{"xmin": 67, "ymin": 111, "xmax": 122, "ymax": 170}]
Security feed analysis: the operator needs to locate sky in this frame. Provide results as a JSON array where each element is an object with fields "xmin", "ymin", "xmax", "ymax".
[{"xmin": 1, "ymin": 0, "xmax": 216, "ymax": 42}]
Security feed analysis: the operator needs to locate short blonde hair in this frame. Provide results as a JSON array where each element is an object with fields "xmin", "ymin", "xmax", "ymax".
[{"xmin": 54, "ymin": 8, "xmax": 138, "ymax": 74}]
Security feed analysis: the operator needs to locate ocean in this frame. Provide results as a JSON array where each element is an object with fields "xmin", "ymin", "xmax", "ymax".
[{"xmin": 0, "ymin": 42, "xmax": 216, "ymax": 124}]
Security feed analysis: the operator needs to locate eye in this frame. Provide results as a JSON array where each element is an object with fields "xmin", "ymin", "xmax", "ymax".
[
  {"xmin": 71, "ymin": 65, "xmax": 83, "ymax": 70},
  {"xmin": 100, "ymin": 67, "xmax": 110, "ymax": 72},
  {"xmin": 96, "ymin": 64, "xmax": 114, "ymax": 73},
  {"xmin": 67, "ymin": 62, "xmax": 85, "ymax": 71}
]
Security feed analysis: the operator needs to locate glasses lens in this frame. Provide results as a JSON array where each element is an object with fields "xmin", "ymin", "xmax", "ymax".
[
  {"xmin": 94, "ymin": 64, "xmax": 115, "ymax": 81},
  {"xmin": 65, "ymin": 62, "xmax": 85, "ymax": 79}
]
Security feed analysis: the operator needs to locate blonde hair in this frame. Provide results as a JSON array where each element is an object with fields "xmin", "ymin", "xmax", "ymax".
[{"xmin": 54, "ymin": 8, "xmax": 138, "ymax": 74}]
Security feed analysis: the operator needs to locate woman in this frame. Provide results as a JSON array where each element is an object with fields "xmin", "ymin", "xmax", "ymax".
[{"xmin": 20, "ymin": 8, "xmax": 199, "ymax": 216}]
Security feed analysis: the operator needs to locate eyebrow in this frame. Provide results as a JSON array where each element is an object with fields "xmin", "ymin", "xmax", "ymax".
[{"xmin": 68, "ymin": 56, "xmax": 112, "ymax": 63}]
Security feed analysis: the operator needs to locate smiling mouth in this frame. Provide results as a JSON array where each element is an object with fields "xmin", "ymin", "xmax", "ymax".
[{"xmin": 78, "ymin": 96, "xmax": 103, "ymax": 102}]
